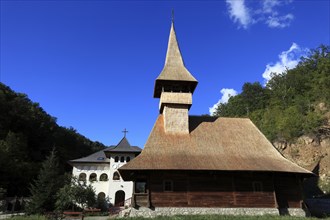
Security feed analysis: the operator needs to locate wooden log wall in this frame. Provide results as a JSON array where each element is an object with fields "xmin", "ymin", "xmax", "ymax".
[
  {"xmin": 147, "ymin": 171, "xmax": 278, "ymax": 208},
  {"xmin": 274, "ymin": 173, "xmax": 303, "ymax": 208},
  {"xmin": 234, "ymin": 172, "xmax": 275, "ymax": 208}
]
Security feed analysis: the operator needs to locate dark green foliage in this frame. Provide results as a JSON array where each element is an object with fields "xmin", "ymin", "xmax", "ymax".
[
  {"xmin": 96, "ymin": 196, "xmax": 109, "ymax": 212},
  {"xmin": 215, "ymin": 82, "xmax": 269, "ymax": 118},
  {"xmin": 0, "ymin": 83, "xmax": 105, "ymax": 196},
  {"xmin": 55, "ymin": 176, "xmax": 96, "ymax": 211},
  {"xmin": 26, "ymin": 149, "xmax": 61, "ymax": 214},
  {"xmin": 213, "ymin": 45, "xmax": 329, "ymax": 142}
]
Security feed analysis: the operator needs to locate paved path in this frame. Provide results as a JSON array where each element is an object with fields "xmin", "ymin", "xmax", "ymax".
[
  {"xmin": 0, "ymin": 213, "xmax": 24, "ymax": 219},
  {"xmin": 84, "ymin": 216, "xmax": 110, "ymax": 220}
]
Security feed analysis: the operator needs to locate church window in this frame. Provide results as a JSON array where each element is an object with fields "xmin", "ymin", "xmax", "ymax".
[
  {"xmin": 120, "ymin": 156, "xmax": 125, "ymax": 162},
  {"xmin": 89, "ymin": 173, "xmax": 97, "ymax": 182},
  {"xmin": 78, "ymin": 173, "xmax": 86, "ymax": 182},
  {"xmin": 135, "ymin": 181, "xmax": 147, "ymax": 194},
  {"xmin": 113, "ymin": 172, "xmax": 120, "ymax": 181},
  {"xmin": 163, "ymin": 180, "xmax": 173, "ymax": 192},
  {"xmin": 126, "ymin": 156, "xmax": 130, "ymax": 162},
  {"xmin": 115, "ymin": 156, "xmax": 119, "ymax": 162},
  {"xmin": 252, "ymin": 181, "xmax": 263, "ymax": 192},
  {"xmin": 100, "ymin": 173, "xmax": 108, "ymax": 181},
  {"xmin": 98, "ymin": 192, "xmax": 106, "ymax": 200}
]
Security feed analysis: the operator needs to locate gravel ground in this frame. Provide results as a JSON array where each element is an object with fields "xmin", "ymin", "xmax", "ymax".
[{"xmin": 84, "ymin": 216, "xmax": 110, "ymax": 220}]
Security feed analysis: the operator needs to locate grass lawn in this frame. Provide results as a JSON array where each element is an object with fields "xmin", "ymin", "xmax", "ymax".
[{"xmin": 8, "ymin": 215, "xmax": 46, "ymax": 220}]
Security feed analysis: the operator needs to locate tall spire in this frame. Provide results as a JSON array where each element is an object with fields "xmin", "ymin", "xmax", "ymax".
[
  {"xmin": 152, "ymin": 16, "xmax": 198, "ymax": 134},
  {"xmin": 153, "ymin": 18, "xmax": 198, "ymax": 98},
  {"xmin": 164, "ymin": 21, "xmax": 184, "ymax": 67}
]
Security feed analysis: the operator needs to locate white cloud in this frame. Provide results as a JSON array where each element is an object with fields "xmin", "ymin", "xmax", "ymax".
[
  {"xmin": 266, "ymin": 13, "xmax": 294, "ymax": 28},
  {"xmin": 226, "ymin": 0, "xmax": 294, "ymax": 29},
  {"xmin": 209, "ymin": 88, "xmax": 238, "ymax": 115},
  {"xmin": 226, "ymin": 0, "xmax": 252, "ymax": 29},
  {"xmin": 262, "ymin": 0, "xmax": 281, "ymax": 14},
  {"xmin": 262, "ymin": 43, "xmax": 306, "ymax": 83}
]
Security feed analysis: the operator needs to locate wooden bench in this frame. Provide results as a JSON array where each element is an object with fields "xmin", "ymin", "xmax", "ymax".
[
  {"xmin": 63, "ymin": 211, "xmax": 84, "ymax": 220},
  {"xmin": 83, "ymin": 208, "xmax": 101, "ymax": 215}
]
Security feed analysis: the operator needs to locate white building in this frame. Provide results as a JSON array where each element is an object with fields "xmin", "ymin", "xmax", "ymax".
[{"xmin": 69, "ymin": 136, "xmax": 142, "ymax": 206}]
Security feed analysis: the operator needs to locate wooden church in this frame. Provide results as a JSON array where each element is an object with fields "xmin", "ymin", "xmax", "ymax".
[{"xmin": 119, "ymin": 21, "xmax": 312, "ymax": 213}]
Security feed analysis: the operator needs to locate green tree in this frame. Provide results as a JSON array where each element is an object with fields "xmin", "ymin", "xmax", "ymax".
[
  {"xmin": 241, "ymin": 82, "xmax": 269, "ymax": 113},
  {"xmin": 212, "ymin": 44, "xmax": 329, "ymax": 143},
  {"xmin": 56, "ymin": 176, "xmax": 96, "ymax": 211},
  {"xmin": 26, "ymin": 149, "xmax": 62, "ymax": 214},
  {"xmin": 0, "ymin": 83, "xmax": 105, "ymax": 196}
]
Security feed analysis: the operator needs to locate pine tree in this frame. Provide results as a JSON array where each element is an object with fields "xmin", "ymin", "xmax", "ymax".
[
  {"xmin": 55, "ymin": 175, "xmax": 96, "ymax": 211},
  {"xmin": 26, "ymin": 149, "xmax": 62, "ymax": 214}
]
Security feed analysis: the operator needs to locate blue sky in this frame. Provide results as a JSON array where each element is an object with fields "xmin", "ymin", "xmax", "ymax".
[{"xmin": 1, "ymin": 0, "xmax": 329, "ymax": 148}]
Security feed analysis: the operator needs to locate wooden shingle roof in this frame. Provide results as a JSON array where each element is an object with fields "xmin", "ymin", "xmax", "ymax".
[
  {"xmin": 119, "ymin": 115, "xmax": 312, "ymax": 177},
  {"xmin": 154, "ymin": 22, "xmax": 198, "ymax": 98}
]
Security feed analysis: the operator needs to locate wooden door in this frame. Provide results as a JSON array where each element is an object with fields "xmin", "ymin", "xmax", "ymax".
[{"xmin": 115, "ymin": 190, "xmax": 125, "ymax": 206}]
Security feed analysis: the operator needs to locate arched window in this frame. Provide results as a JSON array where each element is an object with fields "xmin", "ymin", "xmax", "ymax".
[
  {"xmin": 113, "ymin": 172, "xmax": 120, "ymax": 180},
  {"xmin": 115, "ymin": 156, "xmax": 119, "ymax": 162},
  {"xmin": 78, "ymin": 173, "xmax": 86, "ymax": 181},
  {"xmin": 100, "ymin": 173, "xmax": 108, "ymax": 181},
  {"xmin": 126, "ymin": 156, "xmax": 130, "ymax": 162},
  {"xmin": 120, "ymin": 156, "xmax": 125, "ymax": 162},
  {"xmin": 98, "ymin": 192, "xmax": 106, "ymax": 200},
  {"xmin": 89, "ymin": 173, "xmax": 97, "ymax": 182}
]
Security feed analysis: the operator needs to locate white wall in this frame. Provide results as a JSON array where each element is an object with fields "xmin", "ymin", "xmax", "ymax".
[
  {"xmin": 72, "ymin": 163, "xmax": 110, "ymax": 198},
  {"xmin": 71, "ymin": 152, "xmax": 137, "ymax": 206},
  {"xmin": 108, "ymin": 153, "xmax": 136, "ymax": 205}
]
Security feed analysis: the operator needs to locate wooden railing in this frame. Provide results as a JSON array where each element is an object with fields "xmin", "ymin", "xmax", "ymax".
[
  {"xmin": 133, "ymin": 193, "xmax": 149, "ymax": 207},
  {"xmin": 109, "ymin": 197, "xmax": 132, "ymax": 215},
  {"xmin": 115, "ymin": 197, "xmax": 132, "ymax": 207}
]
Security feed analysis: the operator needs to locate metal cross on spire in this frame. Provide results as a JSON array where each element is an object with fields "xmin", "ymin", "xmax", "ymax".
[
  {"xmin": 122, "ymin": 128, "xmax": 128, "ymax": 137},
  {"xmin": 171, "ymin": 9, "xmax": 175, "ymax": 23}
]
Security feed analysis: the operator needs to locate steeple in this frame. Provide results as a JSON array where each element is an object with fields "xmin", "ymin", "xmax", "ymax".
[
  {"xmin": 153, "ymin": 21, "xmax": 198, "ymax": 98},
  {"xmin": 154, "ymin": 19, "xmax": 198, "ymax": 134}
]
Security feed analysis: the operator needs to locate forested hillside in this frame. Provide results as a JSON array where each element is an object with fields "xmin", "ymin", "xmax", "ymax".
[
  {"xmin": 213, "ymin": 45, "xmax": 330, "ymax": 193},
  {"xmin": 213, "ymin": 45, "xmax": 330, "ymax": 142},
  {"xmin": 0, "ymin": 84, "xmax": 105, "ymax": 196}
]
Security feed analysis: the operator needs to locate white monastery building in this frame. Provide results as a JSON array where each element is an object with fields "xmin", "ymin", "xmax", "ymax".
[{"xmin": 69, "ymin": 136, "xmax": 142, "ymax": 206}]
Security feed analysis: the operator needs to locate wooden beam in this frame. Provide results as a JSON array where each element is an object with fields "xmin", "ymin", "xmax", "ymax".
[
  {"xmin": 272, "ymin": 172, "xmax": 278, "ymax": 208},
  {"xmin": 231, "ymin": 173, "xmax": 237, "ymax": 206}
]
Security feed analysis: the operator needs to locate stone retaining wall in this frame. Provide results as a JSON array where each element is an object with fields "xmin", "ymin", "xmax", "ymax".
[{"xmin": 125, "ymin": 207, "xmax": 306, "ymax": 218}]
